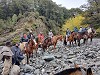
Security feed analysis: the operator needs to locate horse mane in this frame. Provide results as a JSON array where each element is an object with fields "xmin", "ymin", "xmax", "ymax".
[
  {"xmin": 54, "ymin": 68, "xmax": 81, "ymax": 75},
  {"xmin": 28, "ymin": 39, "xmax": 35, "ymax": 45}
]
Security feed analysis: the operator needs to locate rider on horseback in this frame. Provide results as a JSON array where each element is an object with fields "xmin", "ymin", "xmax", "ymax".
[
  {"xmin": 20, "ymin": 33, "xmax": 28, "ymax": 43},
  {"xmin": 20, "ymin": 33, "xmax": 29, "ymax": 50},
  {"xmin": 38, "ymin": 32, "xmax": 44, "ymax": 45},
  {"xmin": 27, "ymin": 30, "xmax": 35, "ymax": 40},
  {"xmin": 48, "ymin": 30, "xmax": 53, "ymax": 38},
  {"xmin": 66, "ymin": 28, "xmax": 71, "ymax": 37},
  {"xmin": 78, "ymin": 26, "xmax": 86, "ymax": 34},
  {"xmin": 74, "ymin": 27, "xmax": 79, "ymax": 33}
]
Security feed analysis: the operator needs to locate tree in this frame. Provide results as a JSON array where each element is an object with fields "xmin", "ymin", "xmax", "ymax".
[{"xmin": 82, "ymin": 0, "xmax": 100, "ymax": 28}]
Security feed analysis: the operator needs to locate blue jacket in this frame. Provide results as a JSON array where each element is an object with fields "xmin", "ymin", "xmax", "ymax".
[
  {"xmin": 66, "ymin": 30, "xmax": 71, "ymax": 36},
  {"xmin": 11, "ymin": 46, "xmax": 24, "ymax": 65},
  {"xmin": 74, "ymin": 27, "xmax": 78, "ymax": 32}
]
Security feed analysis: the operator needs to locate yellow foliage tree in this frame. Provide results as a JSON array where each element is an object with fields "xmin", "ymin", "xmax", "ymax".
[{"xmin": 62, "ymin": 15, "xmax": 88, "ymax": 35}]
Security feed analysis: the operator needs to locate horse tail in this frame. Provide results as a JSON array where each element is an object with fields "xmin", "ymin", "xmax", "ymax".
[{"xmin": 87, "ymin": 68, "xmax": 93, "ymax": 75}]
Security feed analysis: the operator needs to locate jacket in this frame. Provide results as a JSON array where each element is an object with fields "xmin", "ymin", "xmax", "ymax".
[{"xmin": 11, "ymin": 46, "xmax": 24, "ymax": 65}]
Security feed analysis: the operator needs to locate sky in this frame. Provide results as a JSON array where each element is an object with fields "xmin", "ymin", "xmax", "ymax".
[{"xmin": 52, "ymin": 0, "xmax": 87, "ymax": 9}]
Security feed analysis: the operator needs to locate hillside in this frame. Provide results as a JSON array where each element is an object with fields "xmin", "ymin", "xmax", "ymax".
[{"xmin": 0, "ymin": 0, "xmax": 71, "ymax": 45}]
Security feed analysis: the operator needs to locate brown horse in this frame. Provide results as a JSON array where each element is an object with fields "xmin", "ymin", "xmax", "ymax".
[
  {"xmin": 42, "ymin": 35, "xmax": 63, "ymax": 51},
  {"xmin": 55, "ymin": 64, "xmax": 93, "ymax": 75},
  {"xmin": 52, "ymin": 35, "xmax": 63, "ymax": 49},
  {"xmin": 36, "ymin": 37, "xmax": 44, "ymax": 48},
  {"xmin": 42, "ymin": 37, "xmax": 52, "ymax": 51},
  {"xmin": 25, "ymin": 38, "xmax": 36, "ymax": 64},
  {"xmin": 64, "ymin": 32, "xmax": 76, "ymax": 46}
]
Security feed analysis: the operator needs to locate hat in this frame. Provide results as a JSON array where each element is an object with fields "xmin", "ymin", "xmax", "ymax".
[
  {"xmin": 29, "ymin": 30, "xmax": 32, "ymax": 33},
  {"xmin": 50, "ymin": 30, "xmax": 52, "ymax": 31},
  {"xmin": 40, "ymin": 32, "xmax": 43, "ymax": 34}
]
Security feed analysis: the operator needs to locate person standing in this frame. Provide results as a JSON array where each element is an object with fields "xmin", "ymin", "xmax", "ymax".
[
  {"xmin": 11, "ymin": 43, "xmax": 24, "ymax": 66},
  {"xmin": 1, "ymin": 42, "xmax": 13, "ymax": 75}
]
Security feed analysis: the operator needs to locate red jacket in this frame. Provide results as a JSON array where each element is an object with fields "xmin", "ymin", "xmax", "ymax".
[{"xmin": 38, "ymin": 34, "xmax": 44, "ymax": 43}]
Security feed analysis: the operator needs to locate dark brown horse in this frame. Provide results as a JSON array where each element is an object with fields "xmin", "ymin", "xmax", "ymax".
[
  {"xmin": 55, "ymin": 64, "xmax": 93, "ymax": 75},
  {"xmin": 42, "ymin": 37, "xmax": 52, "ymax": 51},
  {"xmin": 77, "ymin": 31, "xmax": 88, "ymax": 46},
  {"xmin": 25, "ymin": 38, "xmax": 36, "ymax": 64},
  {"xmin": 55, "ymin": 67, "xmax": 93, "ymax": 75}
]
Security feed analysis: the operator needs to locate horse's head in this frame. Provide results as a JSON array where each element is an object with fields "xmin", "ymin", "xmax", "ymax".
[{"xmin": 28, "ymin": 39, "xmax": 35, "ymax": 46}]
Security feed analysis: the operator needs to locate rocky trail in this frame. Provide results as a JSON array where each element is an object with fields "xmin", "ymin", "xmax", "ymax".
[{"xmin": 0, "ymin": 38, "xmax": 100, "ymax": 75}]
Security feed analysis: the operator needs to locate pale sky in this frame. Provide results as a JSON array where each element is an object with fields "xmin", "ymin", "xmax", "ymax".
[{"xmin": 52, "ymin": 0, "xmax": 87, "ymax": 9}]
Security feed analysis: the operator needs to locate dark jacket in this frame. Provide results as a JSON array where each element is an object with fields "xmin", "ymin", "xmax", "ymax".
[
  {"xmin": 11, "ymin": 46, "xmax": 24, "ymax": 65},
  {"xmin": 20, "ymin": 36, "xmax": 28, "ymax": 43},
  {"xmin": 27, "ymin": 33, "xmax": 35, "ymax": 39}
]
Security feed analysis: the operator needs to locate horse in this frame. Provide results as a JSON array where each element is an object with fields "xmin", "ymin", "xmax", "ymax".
[
  {"xmin": 52, "ymin": 34, "xmax": 63, "ymax": 49},
  {"xmin": 23, "ymin": 38, "xmax": 36, "ymax": 64},
  {"xmin": 64, "ymin": 32, "xmax": 76, "ymax": 46},
  {"xmin": 55, "ymin": 64, "xmax": 93, "ymax": 75},
  {"xmin": 77, "ymin": 31, "xmax": 88, "ymax": 46},
  {"xmin": 36, "ymin": 36, "xmax": 44, "ymax": 48},
  {"xmin": 42, "ymin": 37, "xmax": 52, "ymax": 51},
  {"xmin": 41, "ymin": 35, "xmax": 63, "ymax": 51},
  {"xmin": 87, "ymin": 28, "xmax": 95, "ymax": 42}
]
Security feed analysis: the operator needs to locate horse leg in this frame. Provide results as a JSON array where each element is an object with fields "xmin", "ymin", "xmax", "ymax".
[
  {"xmin": 78, "ymin": 39, "xmax": 80, "ymax": 46},
  {"xmin": 74, "ymin": 38, "xmax": 77, "ymax": 44},
  {"xmin": 72, "ymin": 41, "xmax": 74, "ymax": 47},
  {"xmin": 35, "ymin": 49, "xmax": 37, "ymax": 57},
  {"xmin": 69, "ymin": 41, "xmax": 71, "ymax": 46},
  {"xmin": 83, "ymin": 39, "xmax": 86, "ymax": 44},
  {"xmin": 64, "ymin": 39, "xmax": 67, "ymax": 46},
  {"xmin": 54, "ymin": 43, "xmax": 56, "ymax": 49},
  {"xmin": 90, "ymin": 37, "xmax": 92, "ymax": 42},
  {"xmin": 27, "ymin": 54, "xmax": 29, "ymax": 64}
]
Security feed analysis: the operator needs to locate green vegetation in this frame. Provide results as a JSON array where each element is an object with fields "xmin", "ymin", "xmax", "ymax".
[
  {"xmin": 0, "ymin": 0, "xmax": 100, "ymax": 44},
  {"xmin": 62, "ymin": 15, "xmax": 88, "ymax": 35},
  {"xmin": 0, "ymin": 0, "xmax": 71, "ymax": 36}
]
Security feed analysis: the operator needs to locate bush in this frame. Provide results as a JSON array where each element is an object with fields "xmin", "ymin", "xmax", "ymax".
[{"xmin": 12, "ymin": 14, "xmax": 18, "ymax": 25}]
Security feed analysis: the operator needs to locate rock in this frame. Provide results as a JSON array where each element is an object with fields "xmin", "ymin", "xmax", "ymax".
[
  {"xmin": 42, "ymin": 55, "xmax": 55, "ymax": 62},
  {"xmin": 25, "ymin": 73, "xmax": 32, "ymax": 75},
  {"xmin": 54, "ymin": 54, "xmax": 62, "ymax": 59},
  {"xmin": 34, "ymin": 69, "xmax": 40, "ymax": 74},
  {"xmin": 46, "ymin": 69, "xmax": 51, "ymax": 74},
  {"xmin": 23, "ymin": 64, "xmax": 33, "ymax": 73}
]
